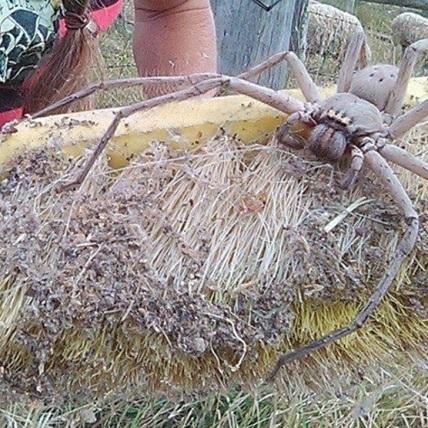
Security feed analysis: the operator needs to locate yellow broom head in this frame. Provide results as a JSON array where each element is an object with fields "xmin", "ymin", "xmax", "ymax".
[{"xmin": 0, "ymin": 122, "xmax": 427, "ymax": 407}]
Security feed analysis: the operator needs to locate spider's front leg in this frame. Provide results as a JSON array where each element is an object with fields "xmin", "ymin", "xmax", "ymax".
[
  {"xmin": 31, "ymin": 74, "xmax": 221, "ymax": 119},
  {"xmin": 239, "ymin": 51, "xmax": 321, "ymax": 104},
  {"xmin": 340, "ymin": 145, "xmax": 364, "ymax": 189},
  {"xmin": 60, "ymin": 75, "xmax": 306, "ymax": 191},
  {"xmin": 275, "ymin": 104, "xmax": 319, "ymax": 150},
  {"xmin": 240, "ymin": 50, "xmax": 324, "ymax": 150}
]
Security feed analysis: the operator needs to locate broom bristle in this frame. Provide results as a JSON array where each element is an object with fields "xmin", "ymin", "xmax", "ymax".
[{"xmin": 0, "ymin": 128, "xmax": 427, "ymax": 405}]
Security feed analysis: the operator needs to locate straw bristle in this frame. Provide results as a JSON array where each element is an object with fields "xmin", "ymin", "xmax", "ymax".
[{"xmin": 0, "ymin": 129, "xmax": 427, "ymax": 405}]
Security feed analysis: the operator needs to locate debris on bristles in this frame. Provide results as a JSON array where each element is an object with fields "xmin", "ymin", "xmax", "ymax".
[{"xmin": 0, "ymin": 133, "xmax": 426, "ymax": 404}]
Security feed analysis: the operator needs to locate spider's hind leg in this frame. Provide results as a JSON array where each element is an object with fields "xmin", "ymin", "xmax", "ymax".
[
  {"xmin": 267, "ymin": 141, "xmax": 419, "ymax": 382},
  {"xmin": 337, "ymin": 31, "xmax": 370, "ymax": 93},
  {"xmin": 379, "ymin": 143, "xmax": 428, "ymax": 181},
  {"xmin": 385, "ymin": 38, "xmax": 428, "ymax": 117},
  {"xmin": 389, "ymin": 99, "xmax": 428, "ymax": 140}
]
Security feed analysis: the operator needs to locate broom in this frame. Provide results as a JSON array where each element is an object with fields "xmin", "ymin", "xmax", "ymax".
[{"xmin": 0, "ymin": 79, "xmax": 427, "ymax": 407}]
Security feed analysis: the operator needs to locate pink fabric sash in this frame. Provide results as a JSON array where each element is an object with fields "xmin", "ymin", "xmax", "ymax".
[{"xmin": 0, "ymin": 108, "xmax": 24, "ymax": 128}]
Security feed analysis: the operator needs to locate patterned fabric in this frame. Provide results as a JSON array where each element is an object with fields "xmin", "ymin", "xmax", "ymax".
[{"xmin": 0, "ymin": 0, "xmax": 60, "ymax": 85}]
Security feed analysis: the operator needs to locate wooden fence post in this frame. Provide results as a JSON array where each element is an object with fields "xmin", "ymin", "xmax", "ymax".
[
  {"xmin": 211, "ymin": 0, "xmax": 309, "ymax": 89},
  {"xmin": 344, "ymin": 0, "xmax": 357, "ymax": 13}
]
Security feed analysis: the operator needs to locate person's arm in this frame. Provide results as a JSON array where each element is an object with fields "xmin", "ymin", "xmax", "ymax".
[{"xmin": 133, "ymin": 0, "xmax": 217, "ymax": 97}]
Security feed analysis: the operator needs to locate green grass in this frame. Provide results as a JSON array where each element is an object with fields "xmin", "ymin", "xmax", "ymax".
[
  {"xmin": 323, "ymin": 0, "xmax": 404, "ymax": 30},
  {"xmin": 95, "ymin": 0, "xmax": 139, "ymax": 108}
]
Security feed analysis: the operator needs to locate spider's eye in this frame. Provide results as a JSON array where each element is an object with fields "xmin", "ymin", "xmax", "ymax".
[
  {"xmin": 369, "ymin": 73, "xmax": 375, "ymax": 77},
  {"xmin": 379, "ymin": 78, "xmax": 384, "ymax": 82}
]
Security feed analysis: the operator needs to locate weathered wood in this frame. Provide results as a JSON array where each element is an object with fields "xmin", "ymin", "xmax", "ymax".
[
  {"xmin": 211, "ymin": 0, "xmax": 309, "ymax": 89},
  {"xmin": 344, "ymin": 0, "xmax": 356, "ymax": 13},
  {"xmin": 360, "ymin": 0, "xmax": 428, "ymax": 10}
]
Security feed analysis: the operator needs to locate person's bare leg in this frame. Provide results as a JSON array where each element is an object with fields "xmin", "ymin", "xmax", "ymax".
[{"xmin": 133, "ymin": 0, "xmax": 217, "ymax": 97}]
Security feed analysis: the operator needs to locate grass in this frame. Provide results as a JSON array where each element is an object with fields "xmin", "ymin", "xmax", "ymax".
[
  {"xmin": 1, "ymin": 1, "xmax": 428, "ymax": 427},
  {"xmin": 3, "ymin": 364, "xmax": 428, "ymax": 426}
]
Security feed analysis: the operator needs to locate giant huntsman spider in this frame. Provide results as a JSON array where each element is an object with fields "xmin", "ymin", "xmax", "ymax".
[{"xmin": 28, "ymin": 31, "xmax": 428, "ymax": 381}]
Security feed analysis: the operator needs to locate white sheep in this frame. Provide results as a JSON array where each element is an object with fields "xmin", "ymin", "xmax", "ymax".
[
  {"xmin": 391, "ymin": 12, "xmax": 428, "ymax": 73},
  {"xmin": 391, "ymin": 12, "xmax": 428, "ymax": 51},
  {"xmin": 307, "ymin": 0, "xmax": 370, "ymax": 68}
]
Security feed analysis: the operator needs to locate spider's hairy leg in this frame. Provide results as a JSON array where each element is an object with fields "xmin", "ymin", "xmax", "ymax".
[
  {"xmin": 385, "ymin": 38, "xmax": 428, "ymax": 117},
  {"xmin": 276, "ymin": 111, "xmax": 307, "ymax": 150},
  {"xmin": 340, "ymin": 145, "xmax": 364, "ymax": 189},
  {"xmin": 36, "ymin": 50, "xmax": 316, "ymax": 121},
  {"xmin": 225, "ymin": 76, "xmax": 305, "ymax": 113},
  {"xmin": 61, "ymin": 76, "xmax": 305, "ymax": 191},
  {"xmin": 59, "ymin": 76, "xmax": 227, "ymax": 191},
  {"xmin": 239, "ymin": 51, "xmax": 321, "ymax": 103},
  {"xmin": 337, "ymin": 31, "xmax": 369, "ymax": 93},
  {"xmin": 31, "ymin": 73, "xmax": 221, "ymax": 119},
  {"xmin": 365, "ymin": 147, "xmax": 418, "ymax": 219},
  {"xmin": 389, "ymin": 99, "xmax": 428, "ymax": 139},
  {"xmin": 379, "ymin": 144, "xmax": 428, "ymax": 181},
  {"xmin": 267, "ymin": 145, "xmax": 419, "ymax": 382}
]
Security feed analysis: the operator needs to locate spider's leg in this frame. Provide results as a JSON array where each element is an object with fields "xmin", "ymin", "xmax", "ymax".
[
  {"xmin": 59, "ymin": 77, "xmax": 226, "ymax": 191},
  {"xmin": 226, "ymin": 76, "xmax": 305, "ymax": 113},
  {"xmin": 385, "ymin": 39, "xmax": 428, "ymax": 117},
  {"xmin": 364, "ymin": 147, "xmax": 418, "ymax": 219},
  {"xmin": 337, "ymin": 31, "xmax": 369, "ymax": 93},
  {"xmin": 267, "ymin": 146, "xmax": 418, "ymax": 382},
  {"xmin": 61, "ymin": 76, "xmax": 305, "ymax": 191},
  {"xmin": 36, "ymin": 51, "xmax": 315, "ymax": 119},
  {"xmin": 388, "ymin": 99, "xmax": 428, "ymax": 139},
  {"xmin": 35, "ymin": 51, "xmax": 315, "ymax": 119},
  {"xmin": 239, "ymin": 51, "xmax": 321, "ymax": 103},
  {"xmin": 31, "ymin": 73, "xmax": 220, "ymax": 119},
  {"xmin": 379, "ymin": 144, "xmax": 428, "ymax": 181},
  {"xmin": 340, "ymin": 145, "xmax": 364, "ymax": 189},
  {"xmin": 276, "ymin": 111, "xmax": 308, "ymax": 150}
]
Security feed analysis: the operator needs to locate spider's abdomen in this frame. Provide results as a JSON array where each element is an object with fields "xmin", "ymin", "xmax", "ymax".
[
  {"xmin": 320, "ymin": 93, "xmax": 385, "ymax": 137},
  {"xmin": 349, "ymin": 64, "xmax": 399, "ymax": 111}
]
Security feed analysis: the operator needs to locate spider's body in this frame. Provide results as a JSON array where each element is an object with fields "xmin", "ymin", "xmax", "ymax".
[{"xmin": 304, "ymin": 93, "xmax": 386, "ymax": 161}]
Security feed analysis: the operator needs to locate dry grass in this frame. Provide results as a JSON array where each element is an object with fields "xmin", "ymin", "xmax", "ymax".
[{"xmin": 3, "ymin": 362, "xmax": 428, "ymax": 427}]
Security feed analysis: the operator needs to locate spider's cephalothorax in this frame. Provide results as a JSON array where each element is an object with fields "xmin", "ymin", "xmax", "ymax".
[
  {"xmin": 279, "ymin": 92, "xmax": 387, "ymax": 166},
  {"xmin": 305, "ymin": 93, "xmax": 386, "ymax": 162}
]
